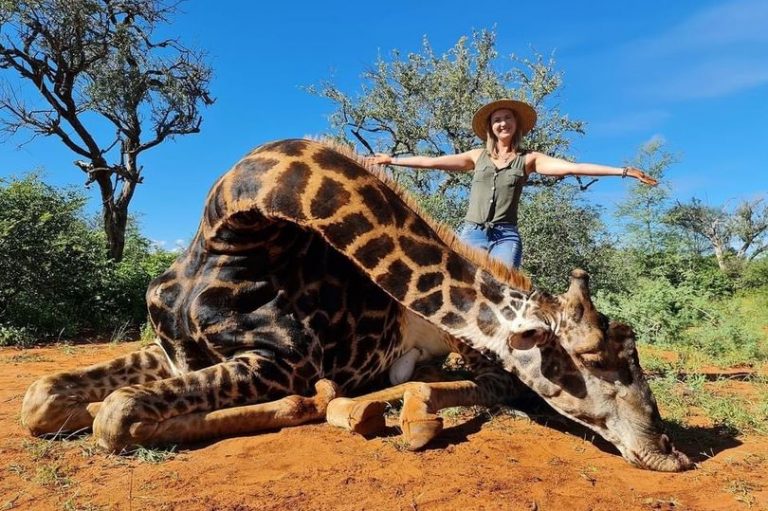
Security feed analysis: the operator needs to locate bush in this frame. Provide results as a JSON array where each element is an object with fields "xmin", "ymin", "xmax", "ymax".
[
  {"xmin": 738, "ymin": 257, "xmax": 768, "ymax": 289},
  {"xmin": 518, "ymin": 184, "xmax": 624, "ymax": 294},
  {"xmin": 0, "ymin": 174, "xmax": 176, "ymax": 343},
  {"xmin": 595, "ymin": 277, "xmax": 709, "ymax": 345},
  {"xmin": 597, "ymin": 279, "xmax": 768, "ymax": 365},
  {"xmin": 0, "ymin": 325, "xmax": 35, "ymax": 348}
]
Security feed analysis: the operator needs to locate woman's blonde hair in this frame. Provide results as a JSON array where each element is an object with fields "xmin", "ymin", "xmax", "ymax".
[{"xmin": 485, "ymin": 110, "xmax": 523, "ymax": 158}]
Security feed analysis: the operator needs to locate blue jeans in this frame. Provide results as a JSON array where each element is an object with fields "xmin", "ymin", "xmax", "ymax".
[{"xmin": 458, "ymin": 222, "xmax": 523, "ymax": 269}]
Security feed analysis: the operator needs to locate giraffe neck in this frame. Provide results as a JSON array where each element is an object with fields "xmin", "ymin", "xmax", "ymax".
[{"xmin": 207, "ymin": 139, "xmax": 535, "ymax": 362}]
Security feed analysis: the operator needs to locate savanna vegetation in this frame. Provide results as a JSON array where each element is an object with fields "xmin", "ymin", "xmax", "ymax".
[
  {"xmin": 1, "ymin": 27, "xmax": 766, "ymax": 438},
  {"xmin": 309, "ymin": 29, "xmax": 768, "ymax": 434}
]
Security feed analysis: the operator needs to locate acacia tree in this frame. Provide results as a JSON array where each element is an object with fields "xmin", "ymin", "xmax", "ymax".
[
  {"xmin": 614, "ymin": 138, "xmax": 676, "ymax": 253},
  {"xmin": 0, "ymin": 0, "xmax": 213, "ymax": 260},
  {"xmin": 667, "ymin": 197, "xmax": 768, "ymax": 272},
  {"xmin": 307, "ymin": 29, "xmax": 585, "ymax": 226}
]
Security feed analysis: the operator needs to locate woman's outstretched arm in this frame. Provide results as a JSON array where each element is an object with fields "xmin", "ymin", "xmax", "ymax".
[
  {"xmin": 526, "ymin": 152, "xmax": 658, "ymax": 185},
  {"xmin": 370, "ymin": 150, "xmax": 481, "ymax": 172}
]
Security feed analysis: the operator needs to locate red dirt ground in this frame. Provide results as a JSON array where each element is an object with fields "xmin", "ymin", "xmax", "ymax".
[{"xmin": 1, "ymin": 341, "xmax": 767, "ymax": 511}]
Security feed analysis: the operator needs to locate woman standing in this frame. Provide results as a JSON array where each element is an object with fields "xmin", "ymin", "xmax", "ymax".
[{"xmin": 371, "ymin": 99, "xmax": 658, "ymax": 268}]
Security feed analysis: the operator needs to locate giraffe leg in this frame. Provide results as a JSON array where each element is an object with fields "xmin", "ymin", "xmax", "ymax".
[
  {"xmin": 325, "ymin": 363, "xmax": 457, "ymax": 436},
  {"xmin": 326, "ymin": 380, "xmax": 480, "ymax": 444},
  {"xmin": 328, "ymin": 369, "xmax": 528, "ymax": 450},
  {"xmin": 91, "ymin": 355, "xmax": 339, "ymax": 452},
  {"xmin": 21, "ymin": 345, "xmax": 171, "ymax": 437}
]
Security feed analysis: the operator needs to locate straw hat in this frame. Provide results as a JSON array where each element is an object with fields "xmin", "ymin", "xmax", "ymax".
[{"xmin": 471, "ymin": 99, "xmax": 537, "ymax": 140}]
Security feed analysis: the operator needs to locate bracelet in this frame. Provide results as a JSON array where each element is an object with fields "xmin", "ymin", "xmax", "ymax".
[{"xmin": 621, "ymin": 166, "xmax": 629, "ymax": 178}]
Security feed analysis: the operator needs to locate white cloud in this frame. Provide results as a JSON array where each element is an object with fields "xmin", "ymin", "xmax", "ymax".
[
  {"xmin": 589, "ymin": 110, "xmax": 670, "ymax": 136},
  {"xmin": 621, "ymin": 0, "xmax": 768, "ymax": 100},
  {"xmin": 632, "ymin": 0, "xmax": 768, "ymax": 56}
]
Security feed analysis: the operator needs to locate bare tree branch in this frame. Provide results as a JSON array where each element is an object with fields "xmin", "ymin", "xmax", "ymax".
[{"xmin": 0, "ymin": 0, "xmax": 213, "ymax": 260}]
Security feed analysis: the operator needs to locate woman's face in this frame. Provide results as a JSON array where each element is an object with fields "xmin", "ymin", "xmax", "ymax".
[{"xmin": 490, "ymin": 108, "xmax": 517, "ymax": 142}]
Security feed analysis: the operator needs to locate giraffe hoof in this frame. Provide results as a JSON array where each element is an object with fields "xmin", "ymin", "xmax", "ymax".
[
  {"xmin": 326, "ymin": 398, "xmax": 388, "ymax": 436},
  {"xmin": 401, "ymin": 415, "xmax": 443, "ymax": 451},
  {"xmin": 313, "ymin": 379, "xmax": 341, "ymax": 409}
]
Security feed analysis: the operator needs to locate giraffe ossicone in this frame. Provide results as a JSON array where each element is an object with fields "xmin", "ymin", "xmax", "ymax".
[{"xmin": 21, "ymin": 139, "xmax": 692, "ymax": 472}]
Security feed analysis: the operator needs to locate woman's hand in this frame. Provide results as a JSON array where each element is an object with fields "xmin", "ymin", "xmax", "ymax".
[
  {"xmin": 627, "ymin": 167, "xmax": 658, "ymax": 186},
  {"xmin": 368, "ymin": 153, "xmax": 393, "ymax": 166}
]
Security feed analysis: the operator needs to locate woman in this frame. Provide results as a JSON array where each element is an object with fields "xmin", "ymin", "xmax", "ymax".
[{"xmin": 370, "ymin": 99, "xmax": 658, "ymax": 268}]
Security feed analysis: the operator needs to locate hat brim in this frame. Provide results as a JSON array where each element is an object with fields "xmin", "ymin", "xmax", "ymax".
[{"xmin": 472, "ymin": 99, "xmax": 537, "ymax": 141}]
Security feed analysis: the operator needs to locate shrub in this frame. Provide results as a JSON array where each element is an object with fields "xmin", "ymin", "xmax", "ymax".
[
  {"xmin": 595, "ymin": 277, "xmax": 708, "ymax": 345},
  {"xmin": 0, "ymin": 325, "xmax": 35, "ymax": 348},
  {"xmin": 0, "ymin": 174, "xmax": 176, "ymax": 343},
  {"xmin": 738, "ymin": 257, "xmax": 768, "ymax": 289}
]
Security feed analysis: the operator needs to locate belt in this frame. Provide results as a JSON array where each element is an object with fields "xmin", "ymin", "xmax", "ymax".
[{"xmin": 467, "ymin": 221, "xmax": 516, "ymax": 233}]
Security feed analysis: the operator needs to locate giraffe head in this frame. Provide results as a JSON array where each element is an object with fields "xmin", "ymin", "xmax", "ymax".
[{"xmin": 501, "ymin": 269, "xmax": 692, "ymax": 472}]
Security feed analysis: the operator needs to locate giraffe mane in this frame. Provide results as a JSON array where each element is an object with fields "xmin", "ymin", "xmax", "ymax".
[{"xmin": 311, "ymin": 137, "xmax": 532, "ymax": 292}]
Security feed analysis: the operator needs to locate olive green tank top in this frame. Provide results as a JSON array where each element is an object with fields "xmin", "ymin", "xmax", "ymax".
[{"xmin": 464, "ymin": 149, "xmax": 527, "ymax": 226}]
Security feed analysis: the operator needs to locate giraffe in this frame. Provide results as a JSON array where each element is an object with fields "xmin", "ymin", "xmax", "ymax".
[{"xmin": 21, "ymin": 139, "xmax": 692, "ymax": 472}]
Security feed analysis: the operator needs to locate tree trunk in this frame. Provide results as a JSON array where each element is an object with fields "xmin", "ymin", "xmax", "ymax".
[
  {"xmin": 104, "ymin": 204, "xmax": 128, "ymax": 262},
  {"xmin": 93, "ymin": 163, "xmax": 133, "ymax": 262},
  {"xmin": 712, "ymin": 242, "xmax": 728, "ymax": 272}
]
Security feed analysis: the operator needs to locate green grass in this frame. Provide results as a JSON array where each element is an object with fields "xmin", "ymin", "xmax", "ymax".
[
  {"xmin": 126, "ymin": 445, "xmax": 178, "ymax": 464},
  {"xmin": 678, "ymin": 287, "xmax": 768, "ymax": 367},
  {"xmin": 33, "ymin": 463, "xmax": 71, "ymax": 488},
  {"xmin": 4, "ymin": 353, "xmax": 52, "ymax": 363},
  {"xmin": 649, "ymin": 368, "xmax": 768, "ymax": 435},
  {"xmin": 22, "ymin": 438, "xmax": 60, "ymax": 461}
]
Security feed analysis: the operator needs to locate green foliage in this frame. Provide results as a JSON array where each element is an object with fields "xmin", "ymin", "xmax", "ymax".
[
  {"xmin": 308, "ymin": 28, "xmax": 585, "ymax": 224},
  {"xmin": 614, "ymin": 137, "xmax": 677, "ymax": 253},
  {"xmin": 665, "ymin": 197, "xmax": 767, "ymax": 273},
  {"xmin": 0, "ymin": 0, "xmax": 213, "ymax": 260},
  {"xmin": 518, "ymin": 184, "xmax": 624, "ymax": 293},
  {"xmin": 738, "ymin": 257, "xmax": 768, "ymax": 289},
  {"xmin": 596, "ymin": 276, "xmax": 708, "ymax": 345},
  {"xmin": 0, "ymin": 324, "xmax": 34, "ymax": 347},
  {"xmin": 598, "ymin": 278, "xmax": 767, "ymax": 365},
  {"xmin": 0, "ymin": 174, "xmax": 176, "ymax": 343}
]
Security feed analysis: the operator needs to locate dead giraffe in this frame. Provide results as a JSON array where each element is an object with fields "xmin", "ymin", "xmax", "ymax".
[{"xmin": 21, "ymin": 139, "xmax": 692, "ymax": 471}]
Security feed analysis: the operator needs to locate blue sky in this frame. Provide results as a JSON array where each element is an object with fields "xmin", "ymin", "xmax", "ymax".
[{"xmin": 1, "ymin": 0, "xmax": 766, "ymax": 249}]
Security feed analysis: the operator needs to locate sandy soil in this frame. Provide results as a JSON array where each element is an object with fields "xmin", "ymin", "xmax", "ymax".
[{"xmin": 1, "ymin": 341, "xmax": 767, "ymax": 511}]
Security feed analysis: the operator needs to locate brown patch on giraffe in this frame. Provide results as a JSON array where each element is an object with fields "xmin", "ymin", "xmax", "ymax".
[
  {"xmin": 445, "ymin": 253, "xmax": 476, "ymax": 285},
  {"xmin": 400, "ymin": 236, "xmax": 443, "ymax": 266},
  {"xmin": 449, "ymin": 286, "xmax": 476, "ymax": 313},
  {"xmin": 479, "ymin": 274, "xmax": 505, "ymax": 304},
  {"xmin": 312, "ymin": 147, "xmax": 362, "ymax": 180},
  {"xmin": 476, "ymin": 303, "xmax": 500, "ymax": 337},
  {"xmin": 263, "ymin": 161, "xmax": 312, "ymax": 220},
  {"xmin": 230, "ymin": 157, "xmax": 279, "ymax": 201},
  {"xmin": 323, "ymin": 212, "xmax": 374, "ymax": 250},
  {"xmin": 440, "ymin": 311, "xmax": 468, "ymax": 329},
  {"xmin": 260, "ymin": 139, "xmax": 309, "ymax": 157},
  {"xmin": 376, "ymin": 260, "xmax": 412, "ymax": 301},
  {"xmin": 205, "ymin": 181, "xmax": 230, "ymax": 226},
  {"xmin": 416, "ymin": 272, "xmax": 444, "ymax": 293},
  {"xmin": 357, "ymin": 184, "xmax": 394, "ymax": 225},
  {"xmin": 498, "ymin": 305, "xmax": 519, "ymax": 321},
  {"xmin": 311, "ymin": 178, "xmax": 351, "ymax": 219},
  {"xmin": 353, "ymin": 236, "xmax": 396, "ymax": 270},
  {"xmin": 410, "ymin": 291, "xmax": 444, "ymax": 317}
]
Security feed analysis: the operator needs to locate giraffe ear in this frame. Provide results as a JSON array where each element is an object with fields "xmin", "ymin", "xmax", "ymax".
[{"xmin": 507, "ymin": 327, "xmax": 552, "ymax": 351}]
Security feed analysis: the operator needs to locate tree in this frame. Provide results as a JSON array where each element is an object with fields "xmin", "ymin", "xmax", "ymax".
[
  {"xmin": 667, "ymin": 197, "xmax": 768, "ymax": 272},
  {"xmin": 0, "ymin": 173, "xmax": 178, "ymax": 341},
  {"xmin": 614, "ymin": 137, "xmax": 676, "ymax": 253},
  {"xmin": 518, "ymin": 184, "xmax": 623, "ymax": 293},
  {"xmin": 307, "ymin": 29, "xmax": 585, "ymax": 227},
  {"xmin": 0, "ymin": 0, "xmax": 213, "ymax": 260}
]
